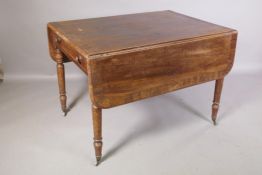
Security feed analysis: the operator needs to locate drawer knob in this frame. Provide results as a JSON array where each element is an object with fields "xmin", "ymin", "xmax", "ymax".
[
  {"xmin": 55, "ymin": 37, "xmax": 62, "ymax": 43},
  {"xmin": 76, "ymin": 56, "xmax": 83, "ymax": 64}
]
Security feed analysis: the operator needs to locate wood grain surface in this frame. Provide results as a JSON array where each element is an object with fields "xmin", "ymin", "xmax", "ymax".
[
  {"xmin": 88, "ymin": 32, "xmax": 237, "ymax": 108},
  {"xmin": 47, "ymin": 10, "xmax": 237, "ymax": 108},
  {"xmin": 48, "ymin": 10, "xmax": 233, "ymax": 56},
  {"xmin": 47, "ymin": 10, "xmax": 237, "ymax": 165}
]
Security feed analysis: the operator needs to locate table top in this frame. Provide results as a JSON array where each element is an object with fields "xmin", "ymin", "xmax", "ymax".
[{"xmin": 48, "ymin": 10, "xmax": 234, "ymax": 57}]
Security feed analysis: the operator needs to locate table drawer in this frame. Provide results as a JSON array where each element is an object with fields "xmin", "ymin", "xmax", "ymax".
[
  {"xmin": 47, "ymin": 27, "xmax": 88, "ymax": 74},
  {"xmin": 58, "ymin": 39, "xmax": 88, "ymax": 74}
]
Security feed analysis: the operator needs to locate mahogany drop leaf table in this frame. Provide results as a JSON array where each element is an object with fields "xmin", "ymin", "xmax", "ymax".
[{"xmin": 47, "ymin": 10, "xmax": 237, "ymax": 165}]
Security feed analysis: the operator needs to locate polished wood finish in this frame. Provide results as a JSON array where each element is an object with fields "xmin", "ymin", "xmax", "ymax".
[
  {"xmin": 212, "ymin": 78, "xmax": 224, "ymax": 125},
  {"xmin": 49, "ymin": 34, "xmax": 67, "ymax": 115},
  {"xmin": 47, "ymin": 10, "xmax": 237, "ymax": 165},
  {"xmin": 56, "ymin": 58, "xmax": 67, "ymax": 115},
  {"xmin": 48, "ymin": 10, "xmax": 233, "ymax": 56},
  {"xmin": 92, "ymin": 105, "xmax": 102, "ymax": 165},
  {"xmin": 88, "ymin": 33, "xmax": 236, "ymax": 108}
]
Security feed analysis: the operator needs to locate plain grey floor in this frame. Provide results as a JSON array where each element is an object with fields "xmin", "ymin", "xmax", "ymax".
[{"xmin": 0, "ymin": 72, "xmax": 262, "ymax": 175}]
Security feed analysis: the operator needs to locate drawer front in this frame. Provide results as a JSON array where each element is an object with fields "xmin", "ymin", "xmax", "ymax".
[
  {"xmin": 47, "ymin": 27, "xmax": 88, "ymax": 74},
  {"xmin": 58, "ymin": 40, "xmax": 88, "ymax": 74},
  {"xmin": 88, "ymin": 32, "xmax": 237, "ymax": 108}
]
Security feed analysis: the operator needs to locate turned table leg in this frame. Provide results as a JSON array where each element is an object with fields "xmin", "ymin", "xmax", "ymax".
[
  {"xmin": 56, "ymin": 58, "xmax": 67, "ymax": 116},
  {"xmin": 92, "ymin": 105, "xmax": 103, "ymax": 166},
  {"xmin": 212, "ymin": 78, "xmax": 224, "ymax": 125}
]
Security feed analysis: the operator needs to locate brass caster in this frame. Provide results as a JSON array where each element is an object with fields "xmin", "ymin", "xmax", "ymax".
[{"xmin": 95, "ymin": 157, "xmax": 101, "ymax": 166}]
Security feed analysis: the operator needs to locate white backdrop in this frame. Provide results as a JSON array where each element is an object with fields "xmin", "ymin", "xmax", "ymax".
[{"xmin": 0, "ymin": 0, "xmax": 262, "ymax": 79}]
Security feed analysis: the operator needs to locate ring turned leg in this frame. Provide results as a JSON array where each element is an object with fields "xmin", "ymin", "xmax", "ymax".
[
  {"xmin": 92, "ymin": 105, "xmax": 103, "ymax": 166},
  {"xmin": 212, "ymin": 78, "xmax": 224, "ymax": 125},
  {"xmin": 56, "ymin": 58, "xmax": 67, "ymax": 116}
]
